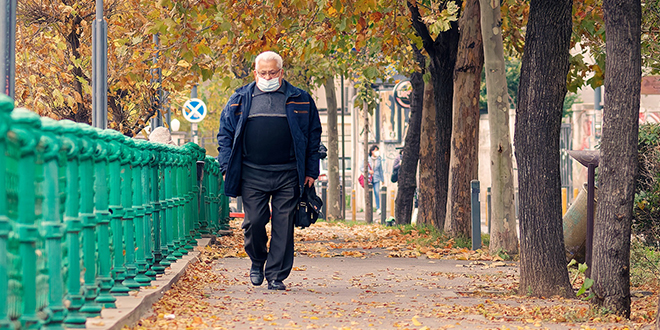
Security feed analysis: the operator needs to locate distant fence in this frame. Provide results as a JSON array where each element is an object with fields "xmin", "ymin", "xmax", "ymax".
[{"xmin": 0, "ymin": 95, "xmax": 229, "ymax": 329}]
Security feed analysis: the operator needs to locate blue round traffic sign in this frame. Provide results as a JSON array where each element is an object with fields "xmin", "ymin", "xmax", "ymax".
[{"xmin": 182, "ymin": 98, "xmax": 207, "ymax": 123}]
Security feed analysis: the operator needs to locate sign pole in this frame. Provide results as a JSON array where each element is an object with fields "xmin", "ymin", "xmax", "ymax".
[{"xmin": 191, "ymin": 86, "xmax": 197, "ymax": 144}]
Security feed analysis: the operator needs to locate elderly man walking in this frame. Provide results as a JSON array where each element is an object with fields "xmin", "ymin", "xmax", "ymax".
[{"xmin": 217, "ymin": 51, "xmax": 322, "ymax": 290}]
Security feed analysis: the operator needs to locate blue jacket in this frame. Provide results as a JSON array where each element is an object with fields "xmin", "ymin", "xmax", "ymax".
[
  {"xmin": 360, "ymin": 156, "xmax": 384, "ymax": 184},
  {"xmin": 216, "ymin": 80, "xmax": 322, "ymax": 198}
]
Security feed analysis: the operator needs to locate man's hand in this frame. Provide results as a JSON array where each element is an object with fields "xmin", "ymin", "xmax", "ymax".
[{"xmin": 304, "ymin": 176, "xmax": 315, "ymax": 187}]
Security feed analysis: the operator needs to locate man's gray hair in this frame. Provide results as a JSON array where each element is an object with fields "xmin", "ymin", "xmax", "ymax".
[{"xmin": 255, "ymin": 51, "xmax": 283, "ymax": 70}]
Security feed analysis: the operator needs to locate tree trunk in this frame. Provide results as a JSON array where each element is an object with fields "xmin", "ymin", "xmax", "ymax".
[
  {"xmin": 480, "ymin": 0, "xmax": 519, "ymax": 254},
  {"xmin": 418, "ymin": 80, "xmax": 438, "ymax": 227},
  {"xmin": 66, "ymin": 15, "xmax": 90, "ymax": 124},
  {"xmin": 591, "ymin": 0, "xmax": 641, "ymax": 317},
  {"xmin": 324, "ymin": 77, "xmax": 341, "ymax": 220},
  {"xmin": 430, "ymin": 25, "xmax": 459, "ymax": 234},
  {"xmin": 514, "ymin": 0, "xmax": 573, "ymax": 298},
  {"xmin": 445, "ymin": 0, "xmax": 484, "ymax": 238},
  {"xmin": 408, "ymin": 0, "xmax": 461, "ymax": 232},
  {"xmin": 395, "ymin": 46, "xmax": 425, "ymax": 225},
  {"xmin": 362, "ymin": 101, "xmax": 373, "ymax": 224}
]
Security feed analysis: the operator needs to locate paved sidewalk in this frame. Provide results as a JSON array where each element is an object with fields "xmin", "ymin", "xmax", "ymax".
[{"xmin": 126, "ymin": 223, "xmax": 654, "ymax": 330}]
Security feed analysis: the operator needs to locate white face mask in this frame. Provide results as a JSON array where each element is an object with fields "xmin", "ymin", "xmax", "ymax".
[
  {"xmin": 372, "ymin": 151, "xmax": 380, "ymax": 158},
  {"xmin": 257, "ymin": 76, "xmax": 281, "ymax": 92}
]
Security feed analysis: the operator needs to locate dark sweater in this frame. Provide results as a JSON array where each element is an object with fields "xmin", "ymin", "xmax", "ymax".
[{"xmin": 242, "ymin": 85, "xmax": 296, "ymax": 171}]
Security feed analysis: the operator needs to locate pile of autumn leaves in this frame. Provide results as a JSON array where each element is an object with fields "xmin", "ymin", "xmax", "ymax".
[{"xmin": 130, "ymin": 220, "xmax": 658, "ymax": 329}]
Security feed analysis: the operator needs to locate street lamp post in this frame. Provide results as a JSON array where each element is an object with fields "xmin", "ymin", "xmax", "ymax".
[
  {"xmin": 0, "ymin": 0, "xmax": 16, "ymax": 99},
  {"xmin": 567, "ymin": 150, "xmax": 600, "ymax": 278},
  {"xmin": 92, "ymin": 0, "xmax": 108, "ymax": 129}
]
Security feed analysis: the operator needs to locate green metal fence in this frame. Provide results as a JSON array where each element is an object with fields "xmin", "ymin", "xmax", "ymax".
[{"xmin": 0, "ymin": 95, "xmax": 229, "ymax": 329}]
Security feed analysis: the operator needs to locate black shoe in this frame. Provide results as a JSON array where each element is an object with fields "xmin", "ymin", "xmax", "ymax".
[
  {"xmin": 267, "ymin": 280, "xmax": 286, "ymax": 290},
  {"xmin": 249, "ymin": 263, "xmax": 264, "ymax": 286}
]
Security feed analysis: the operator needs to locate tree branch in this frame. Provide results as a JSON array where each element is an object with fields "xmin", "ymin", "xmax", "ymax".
[{"xmin": 406, "ymin": 0, "xmax": 435, "ymax": 56}]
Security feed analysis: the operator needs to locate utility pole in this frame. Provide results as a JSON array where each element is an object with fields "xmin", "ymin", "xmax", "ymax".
[
  {"xmin": 0, "ymin": 0, "xmax": 16, "ymax": 99},
  {"xmin": 91, "ymin": 0, "xmax": 108, "ymax": 129}
]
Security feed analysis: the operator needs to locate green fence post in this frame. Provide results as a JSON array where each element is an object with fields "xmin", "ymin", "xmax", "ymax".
[
  {"xmin": 132, "ymin": 141, "xmax": 151, "ymax": 286},
  {"xmin": 193, "ymin": 158, "xmax": 203, "ymax": 237},
  {"xmin": 77, "ymin": 124, "xmax": 102, "ymax": 317},
  {"xmin": 59, "ymin": 120, "xmax": 87, "ymax": 328},
  {"xmin": 142, "ymin": 143, "xmax": 157, "ymax": 281},
  {"xmin": 179, "ymin": 151, "xmax": 193, "ymax": 251},
  {"xmin": 175, "ymin": 151, "xmax": 189, "ymax": 255},
  {"xmin": 149, "ymin": 144, "xmax": 166, "ymax": 274},
  {"xmin": 164, "ymin": 147, "xmax": 180, "ymax": 262},
  {"xmin": 121, "ymin": 138, "xmax": 140, "ymax": 290},
  {"xmin": 180, "ymin": 149, "xmax": 193, "ymax": 245},
  {"xmin": 154, "ymin": 145, "xmax": 171, "ymax": 268},
  {"xmin": 39, "ymin": 118, "xmax": 68, "ymax": 330},
  {"xmin": 184, "ymin": 150, "xmax": 197, "ymax": 247},
  {"xmin": 0, "ymin": 95, "xmax": 13, "ymax": 330},
  {"xmin": 105, "ymin": 130, "xmax": 130, "ymax": 296},
  {"xmin": 93, "ymin": 129, "xmax": 116, "ymax": 308},
  {"xmin": 197, "ymin": 159, "xmax": 208, "ymax": 235},
  {"xmin": 206, "ymin": 158, "xmax": 218, "ymax": 233},
  {"xmin": 173, "ymin": 150, "xmax": 185, "ymax": 256},
  {"xmin": 212, "ymin": 160, "xmax": 221, "ymax": 231},
  {"xmin": 8, "ymin": 109, "xmax": 43, "ymax": 329},
  {"xmin": 183, "ymin": 145, "xmax": 199, "ymax": 239},
  {"xmin": 203, "ymin": 160, "xmax": 212, "ymax": 233}
]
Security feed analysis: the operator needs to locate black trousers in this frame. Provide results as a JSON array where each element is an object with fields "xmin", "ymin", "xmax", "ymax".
[{"xmin": 240, "ymin": 166, "xmax": 298, "ymax": 282}]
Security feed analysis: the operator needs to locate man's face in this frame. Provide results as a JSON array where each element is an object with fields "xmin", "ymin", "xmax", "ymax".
[{"xmin": 254, "ymin": 59, "xmax": 283, "ymax": 84}]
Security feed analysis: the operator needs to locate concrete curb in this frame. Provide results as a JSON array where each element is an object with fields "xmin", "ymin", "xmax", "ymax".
[{"xmin": 84, "ymin": 238, "xmax": 211, "ymax": 330}]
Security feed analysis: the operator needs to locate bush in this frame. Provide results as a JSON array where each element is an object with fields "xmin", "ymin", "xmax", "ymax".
[
  {"xmin": 630, "ymin": 238, "xmax": 660, "ymax": 288},
  {"xmin": 633, "ymin": 123, "xmax": 660, "ymax": 246}
]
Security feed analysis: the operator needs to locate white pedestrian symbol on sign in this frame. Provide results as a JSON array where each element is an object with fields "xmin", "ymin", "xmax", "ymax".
[{"xmin": 183, "ymin": 98, "xmax": 207, "ymax": 123}]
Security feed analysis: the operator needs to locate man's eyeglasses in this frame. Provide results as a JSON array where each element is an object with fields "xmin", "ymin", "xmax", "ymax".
[{"xmin": 256, "ymin": 69, "xmax": 282, "ymax": 78}]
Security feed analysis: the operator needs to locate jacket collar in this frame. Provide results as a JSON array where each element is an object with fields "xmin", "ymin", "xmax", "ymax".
[{"xmin": 235, "ymin": 79, "xmax": 301, "ymax": 99}]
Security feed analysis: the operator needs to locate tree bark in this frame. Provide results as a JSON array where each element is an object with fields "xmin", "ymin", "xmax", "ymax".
[
  {"xmin": 591, "ymin": 0, "xmax": 641, "ymax": 317},
  {"xmin": 418, "ymin": 80, "xmax": 438, "ymax": 227},
  {"xmin": 324, "ymin": 77, "xmax": 341, "ymax": 220},
  {"xmin": 408, "ymin": 0, "xmax": 461, "ymax": 232},
  {"xmin": 445, "ymin": 0, "xmax": 483, "ymax": 238},
  {"xmin": 480, "ymin": 0, "xmax": 518, "ymax": 254},
  {"xmin": 65, "ymin": 15, "xmax": 90, "ymax": 124},
  {"xmin": 362, "ymin": 100, "xmax": 373, "ymax": 224},
  {"xmin": 395, "ymin": 46, "xmax": 425, "ymax": 225},
  {"xmin": 514, "ymin": 0, "xmax": 573, "ymax": 298}
]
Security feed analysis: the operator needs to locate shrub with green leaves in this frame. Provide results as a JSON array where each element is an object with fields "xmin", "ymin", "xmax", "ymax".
[{"xmin": 634, "ymin": 123, "xmax": 660, "ymax": 246}]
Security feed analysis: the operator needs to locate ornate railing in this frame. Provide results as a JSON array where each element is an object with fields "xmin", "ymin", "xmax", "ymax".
[{"xmin": 0, "ymin": 95, "xmax": 229, "ymax": 329}]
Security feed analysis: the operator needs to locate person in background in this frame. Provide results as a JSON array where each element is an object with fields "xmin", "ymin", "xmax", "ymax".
[
  {"xmin": 216, "ymin": 51, "xmax": 322, "ymax": 290},
  {"xmin": 391, "ymin": 148, "xmax": 403, "ymax": 183},
  {"xmin": 361, "ymin": 145, "xmax": 384, "ymax": 214}
]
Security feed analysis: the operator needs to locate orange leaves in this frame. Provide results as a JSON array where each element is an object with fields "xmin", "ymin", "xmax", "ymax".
[{"xmin": 370, "ymin": 12, "xmax": 383, "ymax": 23}]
